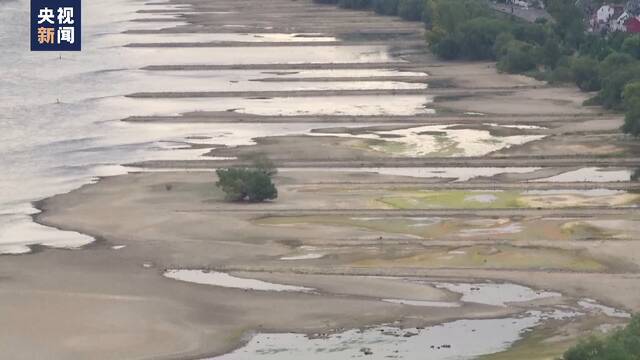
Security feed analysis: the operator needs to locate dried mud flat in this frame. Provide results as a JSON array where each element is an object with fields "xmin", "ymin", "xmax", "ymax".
[{"xmin": 4, "ymin": 0, "xmax": 640, "ymax": 359}]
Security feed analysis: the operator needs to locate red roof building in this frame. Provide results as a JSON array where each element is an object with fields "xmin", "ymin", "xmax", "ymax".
[{"xmin": 627, "ymin": 16, "xmax": 640, "ymax": 32}]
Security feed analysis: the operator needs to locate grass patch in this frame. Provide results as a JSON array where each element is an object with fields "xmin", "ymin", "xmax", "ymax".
[
  {"xmin": 378, "ymin": 190, "xmax": 524, "ymax": 209},
  {"xmin": 351, "ymin": 244, "xmax": 607, "ymax": 272},
  {"xmin": 377, "ymin": 189, "xmax": 640, "ymax": 210}
]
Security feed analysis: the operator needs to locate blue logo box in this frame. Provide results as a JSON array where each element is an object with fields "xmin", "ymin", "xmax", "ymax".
[{"xmin": 31, "ymin": 0, "xmax": 81, "ymax": 51}]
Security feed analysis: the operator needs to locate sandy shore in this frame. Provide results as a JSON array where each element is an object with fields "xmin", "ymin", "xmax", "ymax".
[{"xmin": 4, "ymin": 0, "xmax": 639, "ymax": 359}]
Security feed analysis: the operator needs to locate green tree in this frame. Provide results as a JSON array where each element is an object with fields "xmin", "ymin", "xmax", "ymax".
[
  {"xmin": 579, "ymin": 34, "xmax": 613, "ymax": 60},
  {"xmin": 622, "ymin": 81, "xmax": 640, "ymax": 136},
  {"xmin": 571, "ymin": 56, "xmax": 601, "ymax": 91},
  {"xmin": 245, "ymin": 153, "xmax": 278, "ymax": 176},
  {"xmin": 494, "ymin": 32, "xmax": 516, "ymax": 59},
  {"xmin": 497, "ymin": 40, "xmax": 540, "ymax": 73},
  {"xmin": 431, "ymin": 33, "xmax": 460, "ymax": 59},
  {"xmin": 397, "ymin": 0, "xmax": 424, "ymax": 21},
  {"xmin": 598, "ymin": 63, "xmax": 640, "ymax": 109},
  {"xmin": 546, "ymin": 0, "xmax": 585, "ymax": 49},
  {"xmin": 423, "ymin": 0, "xmax": 434, "ymax": 28},
  {"xmin": 215, "ymin": 158, "xmax": 278, "ymax": 203},
  {"xmin": 457, "ymin": 17, "xmax": 510, "ymax": 60},
  {"xmin": 430, "ymin": 0, "xmax": 488, "ymax": 33},
  {"xmin": 622, "ymin": 35, "xmax": 640, "ymax": 60},
  {"xmin": 600, "ymin": 52, "xmax": 636, "ymax": 77},
  {"xmin": 512, "ymin": 22, "xmax": 548, "ymax": 45},
  {"xmin": 541, "ymin": 38, "xmax": 562, "ymax": 68},
  {"xmin": 338, "ymin": 0, "xmax": 372, "ymax": 9},
  {"xmin": 373, "ymin": 0, "xmax": 398, "ymax": 15}
]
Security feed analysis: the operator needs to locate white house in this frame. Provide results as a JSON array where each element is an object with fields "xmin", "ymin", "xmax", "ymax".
[{"xmin": 596, "ymin": 4, "xmax": 615, "ymax": 23}]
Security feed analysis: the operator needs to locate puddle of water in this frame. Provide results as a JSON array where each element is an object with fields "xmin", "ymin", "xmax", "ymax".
[
  {"xmin": 531, "ymin": 167, "xmax": 635, "ymax": 183},
  {"xmin": 313, "ymin": 125, "xmax": 545, "ymax": 157},
  {"xmin": 279, "ymin": 167, "xmax": 541, "ymax": 182},
  {"xmin": 578, "ymin": 299, "xmax": 631, "ymax": 319},
  {"xmin": 459, "ymin": 223, "xmax": 523, "ymax": 237},
  {"xmin": 382, "ymin": 299, "xmax": 461, "ymax": 308},
  {"xmin": 261, "ymin": 69, "xmax": 428, "ymax": 78},
  {"xmin": 67, "ymin": 69, "xmax": 427, "ymax": 97},
  {"xmin": 163, "ymin": 270, "xmax": 315, "ymax": 292},
  {"xmin": 129, "ymin": 45, "xmax": 396, "ymax": 66},
  {"xmin": 280, "ymin": 254, "xmax": 326, "ymax": 261},
  {"xmin": 209, "ymin": 310, "xmax": 566, "ymax": 360},
  {"xmin": 433, "ymin": 282, "xmax": 561, "ymax": 307},
  {"xmin": 0, "ymin": 214, "xmax": 94, "ymax": 254},
  {"xmin": 484, "ymin": 123, "xmax": 546, "ymax": 130},
  {"xmin": 464, "ymin": 194, "xmax": 498, "ymax": 204},
  {"xmin": 103, "ymin": 95, "xmax": 433, "ymax": 116},
  {"xmin": 524, "ymin": 189, "xmax": 626, "ymax": 197},
  {"xmin": 350, "ymin": 217, "xmax": 443, "ymax": 228}
]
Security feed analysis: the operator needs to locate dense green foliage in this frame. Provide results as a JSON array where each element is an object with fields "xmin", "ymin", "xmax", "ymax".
[
  {"xmin": 313, "ymin": 0, "xmax": 640, "ymax": 136},
  {"xmin": 423, "ymin": 0, "xmax": 640, "ymax": 136},
  {"xmin": 215, "ymin": 159, "xmax": 278, "ymax": 203},
  {"xmin": 623, "ymin": 82, "xmax": 640, "ymax": 136},
  {"xmin": 563, "ymin": 314, "xmax": 640, "ymax": 360}
]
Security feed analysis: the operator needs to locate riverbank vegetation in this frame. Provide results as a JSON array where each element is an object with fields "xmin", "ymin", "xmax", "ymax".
[
  {"xmin": 563, "ymin": 314, "xmax": 640, "ymax": 360},
  {"xmin": 424, "ymin": 0, "xmax": 640, "ymax": 136},
  {"xmin": 312, "ymin": 0, "xmax": 640, "ymax": 136}
]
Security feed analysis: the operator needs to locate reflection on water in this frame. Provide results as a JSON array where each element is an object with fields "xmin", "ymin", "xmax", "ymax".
[
  {"xmin": 260, "ymin": 69, "xmax": 428, "ymax": 78},
  {"xmin": 112, "ymin": 33, "xmax": 338, "ymax": 45},
  {"xmin": 578, "ymin": 299, "xmax": 631, "ymax": 319},
  {"xmin": 210, "ymin": 311, "xmax": 572, "ymax": 360},
  {"xmin": 103, "ymin": 95, "xmax": 433, "ymax": 117},
  {"xmin": 164, "ymin": 270, "xmax": 315, "ymax": 292},
  {"xmin": 279, "ymin": 167, "xmax": 541, "ymax": 182},
  {"xmin": 432, "ymin": 282, "xmax": 560, "ymax": 307},
  {"xmin": 311, "ymin": 125, "xmax": 545, "ymax": 157},
  {"xmin": 532, "ymin": 167, "xmax": 634, "ymax": 183}
]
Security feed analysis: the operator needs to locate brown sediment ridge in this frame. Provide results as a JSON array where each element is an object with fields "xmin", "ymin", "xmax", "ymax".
[
  {"xmin": 124, "ymin": 88, "xmax": 512, "ymax": 98},
  {"xmin": 142, "ymin": 62, "xmax": 421, "ymax": 70},
  {"xmin": 129, "ymin": 156, "xmax": 640, "ymax": 168},
  {"xmin": 122, "ymin": 112, "xmax": 616, "ymax": 124},
  {"xmin": 10, "ymin": 0, "xmax": 640, "ymax": 359}
]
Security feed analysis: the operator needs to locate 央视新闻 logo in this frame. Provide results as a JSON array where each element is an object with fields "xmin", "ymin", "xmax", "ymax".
[{"xmin": 31, "ymin": 0, "xmax": 81, "ymax": 51}]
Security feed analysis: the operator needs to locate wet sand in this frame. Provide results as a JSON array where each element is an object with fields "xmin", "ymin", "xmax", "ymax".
[{"xmin": 6, "ymin": 0, "xmax": 640, "ymax": 359}]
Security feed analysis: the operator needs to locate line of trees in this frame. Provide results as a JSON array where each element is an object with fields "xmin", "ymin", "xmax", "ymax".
[
  {"xmin": 313, "ymin": 0, "xmax": 640, "ymax": 136},
  {"xmin": 424, "ymin": 0, "xmax": 640, "ymax": 136}
]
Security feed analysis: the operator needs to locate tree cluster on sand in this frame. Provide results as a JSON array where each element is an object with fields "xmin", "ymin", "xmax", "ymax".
[{"xmin": 215, "ymin": 155, "xmax": 278, "ymax": 203}]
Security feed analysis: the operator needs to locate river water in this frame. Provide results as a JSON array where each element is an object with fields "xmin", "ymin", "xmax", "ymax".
[{"xmin": 0, "ymin": 0, "xmax": 434, "ymax": 253}]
